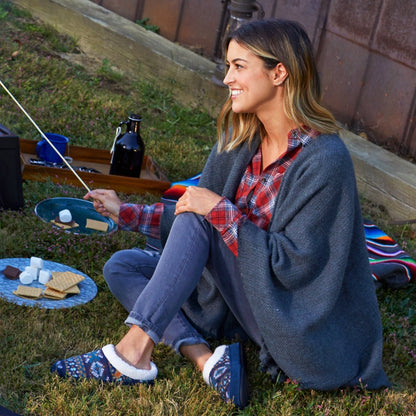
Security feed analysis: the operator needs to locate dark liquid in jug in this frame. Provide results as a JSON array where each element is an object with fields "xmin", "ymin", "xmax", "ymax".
[{"xmin": 110, "ymin": 114, "xmax": 145, "ymax": 178}]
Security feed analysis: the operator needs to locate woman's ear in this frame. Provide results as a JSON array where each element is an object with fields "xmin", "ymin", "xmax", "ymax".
[{"xmin": 272, "ymin": 63, "xmax": 288, "ymax": 86}]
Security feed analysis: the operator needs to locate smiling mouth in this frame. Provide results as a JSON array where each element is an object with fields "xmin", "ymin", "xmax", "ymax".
[{"xmin": 231, "ymin": 89, "xmax": 243, "ymax": 98}]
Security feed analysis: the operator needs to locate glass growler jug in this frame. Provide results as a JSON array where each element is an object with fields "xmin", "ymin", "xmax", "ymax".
[{"xmin": 110, "ymin": 114, "xmax": 145, "ymax": 178}]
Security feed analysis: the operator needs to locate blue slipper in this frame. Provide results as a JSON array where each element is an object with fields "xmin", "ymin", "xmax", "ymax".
[
  {"xmin": 203, "ymin": 343, "xmax": 249, "ymax": 408},
  {"xmin": 51, "ymin": 344, "xmax": 157, "ymax": 385}
]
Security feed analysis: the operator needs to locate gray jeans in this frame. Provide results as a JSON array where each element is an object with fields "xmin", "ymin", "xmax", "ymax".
[{"xmin": 103, "ymin": 212, "xmax": 261, "ymax": 352}]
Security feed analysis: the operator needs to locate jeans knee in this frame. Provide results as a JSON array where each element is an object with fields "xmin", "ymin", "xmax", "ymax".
[
  {"xmin": 103, "ymin": 249, "xmax": 133, "ymax": 286},
  {"xmin": 103, "ymin": 248, "xmax": 159, "ymax": 287}
]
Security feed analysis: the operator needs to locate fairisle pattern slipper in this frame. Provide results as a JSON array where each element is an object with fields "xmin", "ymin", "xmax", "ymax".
[
  {"xmin": 203, "ymin": 343, "xmax": 249, "ymax": 408},
  {"xmin": 51, "ymin": 344, "xmax": 157, "ymax": 385}
]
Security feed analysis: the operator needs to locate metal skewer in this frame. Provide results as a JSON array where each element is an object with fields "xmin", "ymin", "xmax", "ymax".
[{"xmin": 0, "ymin": 80, "xmax": 91, "ymax": 193}]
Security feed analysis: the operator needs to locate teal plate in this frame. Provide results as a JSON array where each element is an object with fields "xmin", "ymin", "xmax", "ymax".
[{"xmin": 35, "ymin": 197, "xmax": 117, "ymax": 235}]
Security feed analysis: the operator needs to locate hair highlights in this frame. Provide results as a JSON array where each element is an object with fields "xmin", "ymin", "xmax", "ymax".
[{"xmin": 217, "ymin": 19, "xmax": 339, "ymax": 152}]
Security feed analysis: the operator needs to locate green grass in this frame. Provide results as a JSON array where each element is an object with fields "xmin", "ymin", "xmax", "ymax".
[
  {"xmin": 0, "ymin": 2, "xmax": 415, "ymax": 415},
  {"xmin": 136, "ymin": 17, "xmax": 160, "ymax": 33}
]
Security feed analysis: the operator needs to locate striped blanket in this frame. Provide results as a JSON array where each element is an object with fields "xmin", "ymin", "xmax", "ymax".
[
  {"xmin": 364, "ymin": 220, "xmax": 416, "ymax": 288},
  {"xmin": 161, "ymin": 174, "xmax": 202, "ymax": 205},
  {"xmin": 161, "ymin": 176, "xmax": 416, "ymax": 289}
]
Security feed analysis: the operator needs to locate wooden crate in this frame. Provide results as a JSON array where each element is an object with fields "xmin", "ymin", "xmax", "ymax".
[{"xmin": 20, "ymin": 139, "xmax": 170, "ymax": 195}]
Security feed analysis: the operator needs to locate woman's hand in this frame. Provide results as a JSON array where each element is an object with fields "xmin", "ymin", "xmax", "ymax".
[
  {"xmin": 83, "ymin": 189, "xmax": 122, "ymax": 224},
  {"xmin": 174, "ymin": 186, "xmax": 222, "ymax": 217}
]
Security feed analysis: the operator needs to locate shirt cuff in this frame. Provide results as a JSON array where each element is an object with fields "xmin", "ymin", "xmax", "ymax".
[
  {"xmin": 205, "ymin": 198, "xmax": 240, "ymax": 231},
  {"xmin": 205, "ymin": 198, "xmax": 246, "ymax": 256},
  {"xmin": 118, "ymin": 203, "xmax": 143, "ymax": 230}
]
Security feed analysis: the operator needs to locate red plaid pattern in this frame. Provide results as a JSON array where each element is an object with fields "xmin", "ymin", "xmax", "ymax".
[
  {"xmin": 118, "ymin": 128, "xmax": 319, "ymax": 255},
  {"xmin": 206, "ymin": 128, "xmax": 319, "ymax": 256},
  {"xmin": 119, "ymin": 202, "xmax": 164, "ymax": 239}
]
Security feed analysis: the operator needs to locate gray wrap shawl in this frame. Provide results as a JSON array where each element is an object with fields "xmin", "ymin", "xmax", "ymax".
[{"xmin": 161, "ymin": 133, "xmax": 389, "ymax": 390}]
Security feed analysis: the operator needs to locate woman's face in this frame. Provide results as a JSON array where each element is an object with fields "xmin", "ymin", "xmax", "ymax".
[{"xmin": 223, "ymin": 40, "xmax": 278, "ymax": 116}]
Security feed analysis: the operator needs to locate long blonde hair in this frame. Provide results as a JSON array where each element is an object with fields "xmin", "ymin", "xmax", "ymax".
[{"xmin": 217, "ymin": 19, "xmax": 339, "ymax": 152}]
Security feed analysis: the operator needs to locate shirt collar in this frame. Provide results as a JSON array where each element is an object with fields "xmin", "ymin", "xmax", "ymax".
[{"xmin": 288, "ymin": 126, "xmax": 320, "ymax": 149}]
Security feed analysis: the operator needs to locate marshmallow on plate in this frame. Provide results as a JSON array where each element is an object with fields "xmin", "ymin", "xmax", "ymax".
[
  {"xmin": 30, "ymin": 256, "xmax": 44, "ymax": 269},
  {"xmin": 25, "ymin": 266, "xmax": 39, "ymax": 280},
  {"xmin": 19, "ymin": 271, "xmax": 34, "ymax": 285},
  {"xmin": 59, "ymin": 209, "xmax": 72, "ymax": 223},
  {"xmin": 39, "ymin": 269, "xmax": 52, "ymax": 284}
]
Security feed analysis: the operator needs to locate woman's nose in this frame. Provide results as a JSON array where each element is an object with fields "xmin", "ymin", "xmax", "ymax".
[{"xmin": 223, "ymin": 68, "xmax": 232, "ymax": 85}]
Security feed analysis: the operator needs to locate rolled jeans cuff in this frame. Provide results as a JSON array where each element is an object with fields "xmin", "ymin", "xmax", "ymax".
[
  {"xmin": 125, "ymin": 313, "xmax": 161, "ymax": 346},
  {"xmin": 172, "ymin": 337, "xmax": 210, "ymax": 355},
  {"xmin": 125, "ymin": 314, "xmax": 209, "ymax": 353}
]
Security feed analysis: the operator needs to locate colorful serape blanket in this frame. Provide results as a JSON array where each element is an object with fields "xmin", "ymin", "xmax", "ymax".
[
  {"xmin": 364, "ymin": 220, "xmax": 416, "ymax": 288},
  {"xmin": 161, "ymin": 173, "xmax": 201, "ymax": 205},
  {"xmin": 160, "ymin": 175, "xmax": 416, "ymax": 289}
]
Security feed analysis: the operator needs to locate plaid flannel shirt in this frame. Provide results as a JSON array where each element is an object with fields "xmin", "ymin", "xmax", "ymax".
[
  {"xmin": 206, "ymin": 127, "xmax": 318, "ymax": 256},
  {"xmin": 119, "ymin": 202, "xmax": 164, "ymax": 239},
  {"xmin": 119, "ymin": 128, "xmax": 318, "ymax": 254}
]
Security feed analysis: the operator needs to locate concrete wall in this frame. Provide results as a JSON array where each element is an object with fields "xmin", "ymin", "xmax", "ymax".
[{"xmin": 91, "ymin": 0, "xmax": 416, "ymax": 161}]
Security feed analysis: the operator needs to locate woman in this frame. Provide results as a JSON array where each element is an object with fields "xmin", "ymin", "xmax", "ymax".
[{"xmin": 51, "ymin": 19, "xmax": 389, "ymax": 408}]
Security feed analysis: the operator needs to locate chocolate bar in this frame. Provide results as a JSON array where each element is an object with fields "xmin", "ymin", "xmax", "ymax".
[{"xmin": 3, "ymin": 265, "xmax": 21, "ymax": 280}]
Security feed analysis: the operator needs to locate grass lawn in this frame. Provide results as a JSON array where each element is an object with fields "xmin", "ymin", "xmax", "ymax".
[{"xmin": 0, "ymin": 2, "xmax": 415, "ymax": 415}]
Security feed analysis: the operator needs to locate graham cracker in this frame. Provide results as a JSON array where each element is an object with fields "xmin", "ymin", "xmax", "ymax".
[
  {"xmin": 43, "ymin": 286, "xmax": 67, "ymax": 299},
  {"xmin": 44, "ymin": 284, "xmax": 80, "ymax": 299},
  {"xmin": 85, "ymin": 218, "xmax": 108, "ymax": 232},
  {"xmin": 64, "ymin": 284, "xmax": 80, "ymax": 295},
  {"xmin": 13, "ymin": 285, "xmax": 43, "ymax": 300},
  {"xmin": 51, "ymin": 219, "xmax": 79, "ymax": 230},
  {"xmin": 47, "ymin": 271, "xmax": 85, "ymax": 292}
]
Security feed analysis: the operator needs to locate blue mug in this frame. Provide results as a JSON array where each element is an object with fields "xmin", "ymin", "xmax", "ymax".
[{"xmin": 36, "ymin": 133, "xmax": 69, "ymax": 164}]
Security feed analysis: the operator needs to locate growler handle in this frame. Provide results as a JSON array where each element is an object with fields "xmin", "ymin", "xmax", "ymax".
[
  {"xmin": 119, "ymin": 119, "xmax": 129, "ymax": 131},
  {"xmin": 110, "ymin": 124, "xmax": 124, "ymax": 157},
  {"xmin": 110, "ymin": 123, "xmax": 121, "ymax": 158},
  {"xmin": 110, "ymin": 120, "xmax": 129, "ymax": 157}
]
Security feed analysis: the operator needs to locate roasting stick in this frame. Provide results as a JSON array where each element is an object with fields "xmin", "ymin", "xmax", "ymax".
[{"xmin": 0, "ymin": 80, "xmax": 91, "ymax": 193}]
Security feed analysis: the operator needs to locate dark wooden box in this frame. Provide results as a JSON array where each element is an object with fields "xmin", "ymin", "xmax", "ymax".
[{"xmin": 20, "ymin": 139, "xmax": 170, "ymax": 195}]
